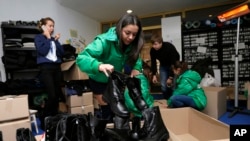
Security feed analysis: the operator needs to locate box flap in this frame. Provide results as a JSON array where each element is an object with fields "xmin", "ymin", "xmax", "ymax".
[
  {"xmin": 61, "ymin": 61, "xmax": 75, "ymax": 71},
  {"xmin": 203, "ymin": 87, "xmax": 226, "ymax": 92},
  {"xmin": 160, "ymin": 107, "xmax": 229, "ymax": 141}
]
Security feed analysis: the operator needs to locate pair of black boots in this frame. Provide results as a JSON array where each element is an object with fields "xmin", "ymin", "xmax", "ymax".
[{"xmin": 102, "ymin": 71, "xmax": 169, "ymax": 141}]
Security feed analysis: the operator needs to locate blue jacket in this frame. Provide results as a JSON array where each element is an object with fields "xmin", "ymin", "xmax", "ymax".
[{"xmin": 34, "ymin": 34, "xmax": 64, "ymax": 64}]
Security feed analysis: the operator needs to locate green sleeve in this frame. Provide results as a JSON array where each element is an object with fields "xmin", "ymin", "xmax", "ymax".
[
  {"xmin": 76, "ymin": 38, "xmax": 103, "ymax": 75},
  {"xmin": 124, "ymin": 73, "xmax": 154, "ymax": 117},
  {"xmin": 132, "ymin": 57, "xmax": 143, "ymax": 72}
]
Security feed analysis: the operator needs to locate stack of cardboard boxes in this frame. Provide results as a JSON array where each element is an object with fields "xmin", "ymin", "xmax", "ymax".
[
  {"xmin": 61, "ymin": 60, "xmax": 94, "ymax": 115},
  {"xmin": 0, "ymin": 95, "xmax": 31, "ymax": 141},
  {"xmin": 66, "ymin": 92, "xmax": 94, "ymax": 114}
]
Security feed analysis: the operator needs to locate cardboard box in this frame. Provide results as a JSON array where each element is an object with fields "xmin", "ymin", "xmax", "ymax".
[
  {"xmin": 68, "ymin": 105, "xmax": 94, "ymax": 115},
  {"xmin": 154, "ymin": 99, "xmax": 168, "ymax": 108},
  {"xmin": 226, "ymin": 86, "xmax": 246, "ymax": 100},
  {"xmin": 61, "ymin": 60, "xmax": 89, "ymax": 80},
  {"xmin": 82, "ymin": 92, "xmax": 93, "ymax": 106},
  {"xmin": 0, "ymin": 118, "xmax": 31, "ymax": 141},
  {"xmin": 66, "ymin": 92, "xmax": 93, "ymax": 107},
  {"xmin": 66, "ymin": 94, "xmax": 82, "ymax": 107},
  {"xmin": 202, "ymin": 87, "xmax": 227, "ymax": 119},
  {"xmin": 0, "ymin": 95, "xmax": 29, "ymax": 122},
  {"xmin": 160, "ymin": 107, "xmax": 229, "ymax": 141}
]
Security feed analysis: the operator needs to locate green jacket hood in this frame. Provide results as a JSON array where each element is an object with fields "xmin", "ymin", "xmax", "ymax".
[{"xmin": 180, "ymin": 70, "xmax": 202, "ymax": 85}]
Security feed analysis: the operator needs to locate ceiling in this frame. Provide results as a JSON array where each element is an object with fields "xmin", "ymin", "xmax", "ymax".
[{"xmin": 57, "ymin": 0, "xmax": 245, "ymax": 22}]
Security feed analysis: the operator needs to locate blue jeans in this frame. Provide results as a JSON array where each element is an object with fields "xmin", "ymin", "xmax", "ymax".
[
  {"xmin": 159, "ymin": 66, "xmax": 172, "ymax": 99},
  {"xmin": 169, "ymin": 95, "xmax": 198, "ymax": 110}
]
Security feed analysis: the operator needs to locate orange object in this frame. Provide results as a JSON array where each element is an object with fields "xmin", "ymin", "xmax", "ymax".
[{"xmin": 218, "ymin": 1, "xmax": 250, "ymax": 22}]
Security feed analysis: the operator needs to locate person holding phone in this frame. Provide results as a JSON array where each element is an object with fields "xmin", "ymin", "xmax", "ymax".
[{"xmin": 34, "ymin": 17, "xmax": 65, "ymax": 130}]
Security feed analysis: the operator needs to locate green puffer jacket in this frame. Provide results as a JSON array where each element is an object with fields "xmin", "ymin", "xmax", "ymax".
[
  {"xmin": 124, "ymin": 73, "xmax": 154, "ymax": 117},
  {"xmin": 76, "ymin": 27, "xmax": 142, "ymax": 83},
  {"xmin": 167, "ymin": 70, "xmax": 207, "ymax": 111}
]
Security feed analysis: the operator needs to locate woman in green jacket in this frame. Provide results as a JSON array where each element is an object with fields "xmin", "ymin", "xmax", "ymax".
[
  {"xmin": 167, "ymin": 61, "xmax": 207, "ymax": 111},
  {"xmin": 76, "ymin": 13, "xmax": 145, "ymax": 120}
]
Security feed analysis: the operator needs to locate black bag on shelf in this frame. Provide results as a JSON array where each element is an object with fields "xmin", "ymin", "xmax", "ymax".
[
  {"xmin": 45, "ymin": 113, "xmax": 90, "ymax": 141},
  {"xmin": 16, "ymin": 128, "xmax": 36, "ymax": 141}
]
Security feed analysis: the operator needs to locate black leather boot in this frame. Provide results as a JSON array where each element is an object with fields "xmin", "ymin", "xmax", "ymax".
[
  {"xmin": 87, "ymin": 112, "xmax": 109, "ymax": 141},
  {"xmin": 105, "ymin": 115, "xmax": 131, "ymax": 141},
  {"xmin": 138, "ymin": 106, "xmax": 169, "ymax": 141},
  {"xmin": 102, "ymin": 71, "xmax": 129, "ymax": 117},
  {"xmin": 126, "ymin": 77, "xmax": 148, "ymax": 111},
  {"xmin": 129, "ymin": 116, "xmax": 141, "ymax": 140}
]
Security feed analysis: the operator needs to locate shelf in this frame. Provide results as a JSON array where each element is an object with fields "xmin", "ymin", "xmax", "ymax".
[
  {"xmin": 1, "ymin": 24, "xmax": 38, "ymax": 30},
  {"xmin": 1, "ymin": 22, "xmax": 40, "ymax": 81},
  {"xmin": 3, "ymin": 47, "xmax": 36, "ymax": 51},
  {"xmin": 7, "ymin": 68, "xmax": 40, "ymax": 73}
]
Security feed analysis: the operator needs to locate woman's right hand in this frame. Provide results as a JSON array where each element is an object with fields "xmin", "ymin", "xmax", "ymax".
[
  {"xmin": 43, "ymin": 29, "xmax": 51, "ymax": 39},
  {"xmin": 98, "ymin": 64, "xmax": 114, "ymax": 77}
]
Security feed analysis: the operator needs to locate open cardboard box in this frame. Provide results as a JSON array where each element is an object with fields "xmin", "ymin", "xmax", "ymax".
[
  {"xmin": 61, "ymin": 60, "xmax": 89, "ymax": 80},
  {"xmin": 160, "ymin": 107, "xmax": 229, "ymax": 141}
]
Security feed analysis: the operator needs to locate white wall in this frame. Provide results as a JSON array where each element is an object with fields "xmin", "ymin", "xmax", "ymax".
[
  {"xmin": 161, "ymin": 16, "xmax": 182, "ymax": 61},
  {"xmin": 0, "ymin": 0, "xmax": 100, "ymax": 81}
]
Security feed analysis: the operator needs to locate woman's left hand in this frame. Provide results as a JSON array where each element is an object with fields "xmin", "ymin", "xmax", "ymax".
[
  {"xmin": 130, "ymin": 69, "xmax": 140, "ymax": 77},
  {"xmin": 54, "ymin": 33, "xmax": 60, "ymax": 40}
]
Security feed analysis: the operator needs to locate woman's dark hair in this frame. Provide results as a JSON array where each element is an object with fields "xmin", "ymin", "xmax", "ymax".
[
  {"xmin": 172, "ymin": 61, "xmax": 188, "ymax": 74},
  {"xmin": 37, "ymin": 17, "xmax": 55, "ymax": 31},
  {"xmin": 115, "ymin": 13, "xmax": 144, "ymax": 67}
]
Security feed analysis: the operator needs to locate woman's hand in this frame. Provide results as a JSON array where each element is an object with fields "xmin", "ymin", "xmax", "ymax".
[
  {"xmin": 130, "ymin": 69, "xmax": 140, "ymax": 77},
  {"xmin": 42, "ymin": 27, "xmax": 51, "ymax": 39},
  {"xmin": 98, "ymin": 64, "xmax": 114, "ymax": 77},
  {"xmin": 152, "ymin": 75, "xmax": 158, "ymax": 83},
  {"xmin": 54, "ymin": 33, "xmax": 60, "ymax": 40}
]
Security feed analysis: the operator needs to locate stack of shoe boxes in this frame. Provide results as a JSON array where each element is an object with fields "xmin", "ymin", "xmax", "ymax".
[
  {"xmin": 66, "ymin": 92, "xmax": 94, "ymax": 115},
  {"xmin": 61, "ymin": 60, "xmax": 94, "ymax": 115},
  {"xmin": 0, "ymin": 95, "xmax": 31, "ymax": 141}
]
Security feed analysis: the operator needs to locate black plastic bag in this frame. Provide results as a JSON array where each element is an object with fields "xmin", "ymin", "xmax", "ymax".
[{"xmin": 45, "ymin": 113, "xmax": 90, "ymax": 141}]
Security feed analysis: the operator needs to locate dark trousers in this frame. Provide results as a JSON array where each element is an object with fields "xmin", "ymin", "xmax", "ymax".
[{"xmin": 39, "ymin": 63, "xmax": 65, "ymax": 117}]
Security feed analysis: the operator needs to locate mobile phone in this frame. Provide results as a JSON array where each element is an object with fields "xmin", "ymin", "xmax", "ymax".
[{"xmin": 41, "ymin": 25, "xmax": 47, "ymax": 31}]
